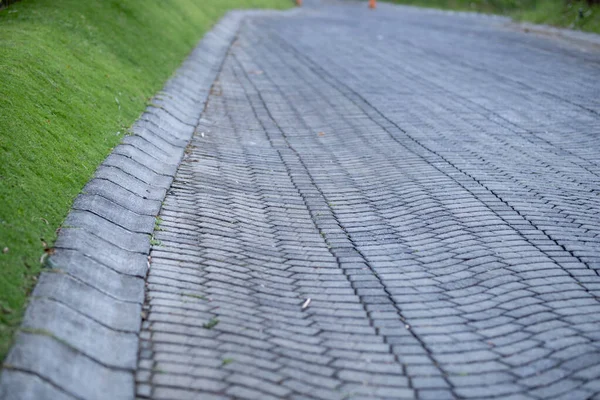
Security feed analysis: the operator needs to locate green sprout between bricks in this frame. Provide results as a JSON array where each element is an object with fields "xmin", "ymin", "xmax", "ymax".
[
  {"xmin": 203, "ymin": 318, "xmax": 220, "ymax": 329},
  {"xmin": 154, "ymin": 217, "xmax": 163, "ymax": 231}
]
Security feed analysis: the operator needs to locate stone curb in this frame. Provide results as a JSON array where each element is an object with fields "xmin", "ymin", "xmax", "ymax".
[{"xmin": 0, "ymin": 9, "xmax": 290, "ymax": 400}]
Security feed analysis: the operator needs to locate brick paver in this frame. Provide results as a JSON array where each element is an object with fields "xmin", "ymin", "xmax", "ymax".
[{"xmin": 136, "ymin": 2, "xmax": 600, "ymax": 399}]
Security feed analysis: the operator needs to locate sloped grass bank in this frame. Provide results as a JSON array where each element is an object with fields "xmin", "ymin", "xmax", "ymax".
[
  {"xmin": 385, "ymin": 0, "xmax": 600, "ymax": 34},
  {"xmin": 0, "ymin": 0, "xmax": 290, "ymax": 359}
]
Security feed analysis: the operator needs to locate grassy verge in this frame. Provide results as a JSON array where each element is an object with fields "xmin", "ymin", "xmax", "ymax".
[
  {"xmin": 385, "ymin": 0, "xmax": 600, "ymax": 34},
  {"xmin": 0, "ymin": 0, "xmax": 291, "ymax": 360}
]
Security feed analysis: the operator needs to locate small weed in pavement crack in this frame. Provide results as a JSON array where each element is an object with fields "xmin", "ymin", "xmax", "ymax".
[
  {"xmin": 154, "ymin": 217, "xmax": 163, "ymax": 231},
  {"xmin": 203, "ymin": 318, "xmax": 219, "ymax": 329},
  {"xmin": 182, "ymin": 293, "xmax": 207, "ymax": 300}
]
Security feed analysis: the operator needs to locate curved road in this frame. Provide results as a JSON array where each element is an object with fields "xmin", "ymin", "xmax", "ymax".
[{"xmin": 137, "ymin": 1, "xmax": 600, "ymax": 399}]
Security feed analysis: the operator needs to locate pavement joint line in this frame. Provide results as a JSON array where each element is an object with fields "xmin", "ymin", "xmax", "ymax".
[
  {"xmin": 25, "ymin": 296, "xmax": 138, "ymax": 334},
  {"xmin": 70, "ymin": 204, "xmax": 156, "ymax": 234},
  {"xmin": 0, "ymin": 367, "xmax": 81, "ymax": 400},
  {"xmin": 34, "ymin": 268, "xmax": 144, "ymax": 305}
]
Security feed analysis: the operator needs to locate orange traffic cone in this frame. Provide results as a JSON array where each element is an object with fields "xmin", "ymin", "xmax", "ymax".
[
  {"xmin": 296, "ymin": 0, "xmax": 302, "ymax": 6},
  {"xmin": 369, "ymin": 0, "xmax": 376, "ymax": 9}
]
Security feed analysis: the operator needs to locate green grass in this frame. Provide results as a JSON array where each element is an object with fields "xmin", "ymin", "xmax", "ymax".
[
  {"xmin": 385, "ymin": 0, "xmax": 600, "ymax": 34},
  {"xmin": 0, "ymin": 0, "xmax": 291, "ymax": 361}
]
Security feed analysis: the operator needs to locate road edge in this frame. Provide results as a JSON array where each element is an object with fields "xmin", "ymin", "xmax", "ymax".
[
  {"xmin": 383, "ymin": 2, "xmax": 600, "ymax": 50},
  {"xmin": 512, "ymin": 21, "xmax": 600, "ymax": 50}
]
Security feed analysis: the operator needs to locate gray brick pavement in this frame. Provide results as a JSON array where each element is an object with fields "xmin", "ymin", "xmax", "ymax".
[{"xmin": 138, "ymin": 2, "xmax": 600, "ymax": 399}]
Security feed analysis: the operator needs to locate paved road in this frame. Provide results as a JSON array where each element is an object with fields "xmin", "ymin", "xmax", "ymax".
[{"xmin": 136, "ymin": 1, "xmax": 600, "ymax": 399}]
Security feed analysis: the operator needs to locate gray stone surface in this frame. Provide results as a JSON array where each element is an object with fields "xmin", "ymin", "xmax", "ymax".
[
  {"xmin": 21, "ymin": 298, "xmax": 138, "ymax": 369},
  {"xmin": 72, "ymin": 194, "xmax": 156, "ymax": 234},
  {"xmin": 81, "ymin": 179, "xmax": 163, "ymax": 216},
  {"xmin": 0, "ymin": 370, "xmax": 76, "ymax": 400},
  {"xmin": 64, "ymin": 210, "xmax": 151, "ymax": 254},
  {"xmin": 54, "ymin": 228, "xmax": 149, "ymax": 277},
  {"xmin": 2, "ymin": 333, "xmax": 134, "ymax": 400},
  {"xmin": 137, "ymin": 1, "xmax": 600, "ymax": 399},
  {"xmin": 31, "ymin": 272, "xmax": 141, "ymax": 333},
  {"xmin": 47, "ymin": 249, "xmax": 145, "ymax": 303}
]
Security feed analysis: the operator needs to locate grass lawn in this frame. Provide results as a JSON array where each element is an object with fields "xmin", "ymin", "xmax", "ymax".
[
  {"xmin": 0, "ymin": 0, "xmax": 291, "ymax": 360},
  {"xmin": 384, "ymin": 0, "xmax": 600, "ymax": 34}
]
